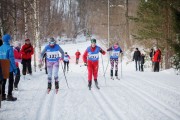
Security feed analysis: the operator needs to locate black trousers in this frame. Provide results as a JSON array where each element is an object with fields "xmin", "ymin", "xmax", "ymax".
[
  {"xmin": 141, "ymin": 64, "xmax": 144, "ymax": 72},
  {"xmin": 76, "ymin": 58, "xmax": 79, "ymax": 64},
  {"xmin": 22, "ymin": 59, "xmax": 32, "ymax": 75},
  {"xmin": 135, "ymin": 60, "xmax": 140, "ymax": 71},
  {"xmin": 64, "ymin": 61, "xmax": 69, "ymax": 72},
  {"xmin": 154, "ymin": 62, "xmax": 160, "ymax": 72},
  {"xmin": 2, "ymin": 72, "xmax": 14, "ymax": 96},
  {"xmin": 14, "ymin": 68, "xmax": 20, "ymax": 88}
]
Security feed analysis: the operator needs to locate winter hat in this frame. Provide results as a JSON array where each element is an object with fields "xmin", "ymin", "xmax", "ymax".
[
  {"xmin": 2, "ymin": 34, "xmax": 11, "ymax": 43},
  {"xmin": 91, "ymin": 39, "xmax": 96, "ymax": 44},
  {"xmin": 136, "ymin": 48, "xmax": 138, "ymax": 50},
  {"xmin": 49, "ymin": 37, "xmax": 56, "ymax": 45},
  {"xmin": 65, "ymin": 52, "xmax": 67, "ymax": 54},
  {"xmin": 25, "ymin": 38, "xmax": 30, "ymax": 41}
]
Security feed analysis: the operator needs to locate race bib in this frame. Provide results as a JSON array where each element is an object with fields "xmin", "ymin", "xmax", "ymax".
[
  {"xmin": 46, "ymin": 51, "xmax": 60, "ymax": 59},
  {"xmin": 112, "ymin": 51, "xmax": 119, "ymax": 57},
  {"xmin": 88, "ymin": 54, "xmax": 99, "ymax": 59}
]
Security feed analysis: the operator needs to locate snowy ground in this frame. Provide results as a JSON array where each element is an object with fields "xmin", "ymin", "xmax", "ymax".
[{"xmin": 0, "ymin": 41, "xmax": 180, "ymax": 120}]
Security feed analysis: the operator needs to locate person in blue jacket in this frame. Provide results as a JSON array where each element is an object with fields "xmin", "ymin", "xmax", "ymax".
[
  {"xmin": 107, "ymin": 42, "xmax": 123, "ymax": 80},
  {"xmin": 40, "ymin": 38, "xmax": 64, "ymax": 93},
  {"xmin": 0, "ymin": 34, "xmax": 17, "ymax": 101}
]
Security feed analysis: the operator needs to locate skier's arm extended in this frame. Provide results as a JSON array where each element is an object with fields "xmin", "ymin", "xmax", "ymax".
[
  {"xmin": 100, "ymin": 48, "xmax": 106, "ymax": 55},
  {"xmin": 40, "ymin": 47, "xmax": 46, "ymax": 60},
  {"xmin": 59, "ymin": 47, "xmax": 64, "ymax": 60},
  {"xmin": 107, "ymin": 47, "xmax": 113, "ymax": 51},
  {"xmin": 83, "ymin": 50, "xmax": 88, "ymax": 63}
]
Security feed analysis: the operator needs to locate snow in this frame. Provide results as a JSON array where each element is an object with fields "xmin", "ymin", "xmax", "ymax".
[{"xmin": 0, "ymin": 40, "xmax": 180, "ymax": 120}]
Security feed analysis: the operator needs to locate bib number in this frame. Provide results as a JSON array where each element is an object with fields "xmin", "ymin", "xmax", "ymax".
[
  {"xmin": 46, "ymin": 51, "xmax": 59, "ymax": 59},
  {"xmin": 88, "ymin": 54, "xmax": 99, "ymax": 59},
  {"xmin": 112, "ymin": 51, "xmax": 119, "ymax": 57}
]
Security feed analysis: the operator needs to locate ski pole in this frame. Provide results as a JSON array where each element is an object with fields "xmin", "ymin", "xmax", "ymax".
[
  {"xmin": 60, "ymin": 61, "xmax": 69, "ymax": 88},
  {"xmin": 121, "ymin": 53, "xmax": 123, "ymax": 78},
  {"xmin": 101, "ymin": 54, "xmax": 106, "ymax": 85},
  {"xmin": 103, "ymin": 52, "xmax": 110, "ymax": 76}
]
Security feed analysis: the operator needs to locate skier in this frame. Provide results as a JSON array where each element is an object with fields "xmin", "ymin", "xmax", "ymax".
[
  {"xmin": 83, "ymin": 39, "xmax": 106, "ymax": 90},
  {"xmin": 63, "ymin": 52, "xmax": 70, "ymax": 72},
  {"xmin": 13, "ymin": 42, "xmax": 22, "ymax": 90},
  {"xmin": 149, "ymin": 48, "xmax": 154, "ymax": 70},
  {"xmin": 21, "ymin": 39, "xmax": 34, "ymax": 77},
  {"xmin": 40, "ymin": 38, "xmax": 64, "ymax": 93},
  {"xmin": 75, "ymin": 49, "xmax": 81, "ymax": 64},
  {"xmin": 133, "ymin": 48, "xmax": 141, "ymax": 71},
  {"xmin": 140, "ymin": 53, "xmax": 145, "ymax": 72},
  {"xmin": 0, "ymin": 34, "xmax": 17, "ymax": 101},
  {"xmin": 107, "ymin": 42, "xmax": 123, "ymax": 80},
  {"xmin": 153, "ymin": 47, "xmax": 161, "ymax": 72}
]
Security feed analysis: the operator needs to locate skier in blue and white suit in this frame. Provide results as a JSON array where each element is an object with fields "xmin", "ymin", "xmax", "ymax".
[
  {"xmin": 107, "ymin": 42, "xmax": 123, "ymax": 80},
  {"xmin": 40, "ymin": 37, "xmax": 64, "ymax": 91}
]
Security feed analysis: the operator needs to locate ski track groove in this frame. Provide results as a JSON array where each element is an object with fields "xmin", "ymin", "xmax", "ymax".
[
  {"xmin": 129, "ymin": 73, "xmax": 180, "ymax": 96},
  {"xmin": 118, "ymin": 79, "xmax": 180, "ymax": 120},
  {"xmin": 126, "ymin": 74, "xmax": 180, "ymax": 112},
  {"xmin": 81, "ymin": 74, "xmax": 112, "ymax": 120},
  {"xmin": 81, "ymin": 73, "xmax": 124, "ymax": 120}
]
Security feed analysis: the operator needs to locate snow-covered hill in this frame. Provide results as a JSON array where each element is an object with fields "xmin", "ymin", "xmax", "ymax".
[{"xmin": 0, "ymin": 41, "xmax": 180, "ymax": 120}]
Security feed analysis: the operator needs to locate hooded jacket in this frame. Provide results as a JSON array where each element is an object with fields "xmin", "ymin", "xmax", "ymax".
[{"xmin": 0, "ymin": 34, "xmax": 17, "ymax": 72}]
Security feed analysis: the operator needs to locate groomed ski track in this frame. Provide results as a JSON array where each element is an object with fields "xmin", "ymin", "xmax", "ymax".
[{"xmin": 0, "ymin": 41, "xmax": 180, "ymax": 120}]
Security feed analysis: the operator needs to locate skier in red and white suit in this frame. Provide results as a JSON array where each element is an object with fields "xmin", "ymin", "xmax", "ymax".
[{"xmin": 83, "ymin": 39, "xmax": 106, "ymax": 89}]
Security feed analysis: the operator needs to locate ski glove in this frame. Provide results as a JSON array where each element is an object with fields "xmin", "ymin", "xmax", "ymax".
[{"xmin": 84, "ymin": 63, "xmax": 87, "ymax": 66}]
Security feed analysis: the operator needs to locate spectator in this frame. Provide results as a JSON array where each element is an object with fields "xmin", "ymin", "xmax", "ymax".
[{"xmin": 133, "ymin": 48, "xmax": 141, "ymax": 71}]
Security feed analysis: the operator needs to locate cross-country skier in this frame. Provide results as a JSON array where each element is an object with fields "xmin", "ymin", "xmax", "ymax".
[
  {"xmin": 63, "ymin": 52, "xmax": 70, "ymax": 72},
  {"xmin": 83, "ymin": 39, "xmax": 106, "ymax": 90},
  {"xmin": 40, "ymin": 38, "xmax": 64, "ymax": 93},
  {"xmin": 107, "ymin": 42, "xmax": 123, "ymax": 80}
]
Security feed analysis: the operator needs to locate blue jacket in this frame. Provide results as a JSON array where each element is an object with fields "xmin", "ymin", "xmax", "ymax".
[
  {"xmin": 41, "ymin": 44, "xmax": 64, "ymax": 62},
  {"xmin": 0, "ymin": 42, "xmax": 17, "ymax": 73}
]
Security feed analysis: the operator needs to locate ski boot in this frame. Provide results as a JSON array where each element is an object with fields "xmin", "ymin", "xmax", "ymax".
[
  {"xmin": 111, "ymin": 76, "xmax": 114, "ymax": 80},
  {"xmin": 115, "ymin": 76, "xmax": 120, "ymax": 80},
  {"xmin": 47, "ymin": 82, "xmax": 52, "ymax": 94},
  {"xmin": 88, "ymin": 81, "xmax": 92, "ymax": 90},
  {"xmin": 94, "ymin": 80, "xmax": 100, "ymax": 89},
  {"xmin": 6, "ymin": 95, "xmax": 17, "ymax": 101},
  {"xmin": 55, "ymin": 81, "xmax": 59, "ymax": 94}
]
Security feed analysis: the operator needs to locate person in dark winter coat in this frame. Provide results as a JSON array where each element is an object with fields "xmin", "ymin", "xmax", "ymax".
[
  {"xmin": 75, "ymin": 50, "xmax": 81, "ymax": 64},
  {"xmin": 107, "ymin": 42, "xmax": 123, "ymax": 80},
  {"xmin": 83, "ymin": 39, "xmax": 106, "ymax": 90},
  {"xmin": 21, "ymin": 39, "xmax": 34, "ymax": 75},
  {"xmin": 153, "ymin": 47, "xmax": 161, "ymax": 72},
  {"xmin": 63, "ymin": 52, "xmax": 70, "ymax": 72},
  {"xmin": 13, "ymin": 42, "xmax": 22, "ymax": 90},
  {"xmin": 149, "ymin": 48, "xmax": 154, "ymax": 69},
  {"xmin": 140, "ymin": 53, "xmax": 145, "ymax": 72},
  {"xmin": 133, "ymin": 48, "xmax": 141, "ymax": 71},
  {"xmin": 0, "ymin": 34, "xmax": 17, "ymax": 101}
]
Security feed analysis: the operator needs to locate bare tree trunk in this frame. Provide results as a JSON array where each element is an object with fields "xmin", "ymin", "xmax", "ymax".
[
  {"xmin": 0, "ymin": 1, "xmax": 4, "ymax": 35},
  {"xmin": 24, "ymin": 0, "xmax": 28, "ymax": 38},
  {"xmin": 13, "ymin": 0, "xmax": 17, "ymax": 41}
]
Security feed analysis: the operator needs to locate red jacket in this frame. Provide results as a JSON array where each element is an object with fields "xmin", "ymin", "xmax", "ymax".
[
  {"xmin": 21, "ymin": 44, "xmax": 34, "ymax": 60},
  {"xmin": 153, "ymin": 49, "xmax": 161, "ymax": 62},
  {"xmin": 75, "ymin": 51, "xmax": 81, "ymax": 59},
  {"xmin": 83, "ymin": 46, "xmax": 106, "ymax": 63},
  {"xmin": 14, "ymin": 47, "xmax": 22, "ymax": 67}
]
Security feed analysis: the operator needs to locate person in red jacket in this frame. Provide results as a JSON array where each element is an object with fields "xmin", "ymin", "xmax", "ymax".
[
  {"xmin": 13, "ymin": 42, "xmax": 22, "ymax": 89},
  {"xmin": 21, "ymin": 39, "xmax": 34, "ymax": 76},
  {"xmin": 83, "ymin": 39, "xmax": 106, "ymax": 90},
  {"xmin": 153, "ymin": 47, "xmax": 161, "ymax": 72},
  {"xmin": 75, "ymin": 49, "xmax": 81, "ymax": 64}
]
